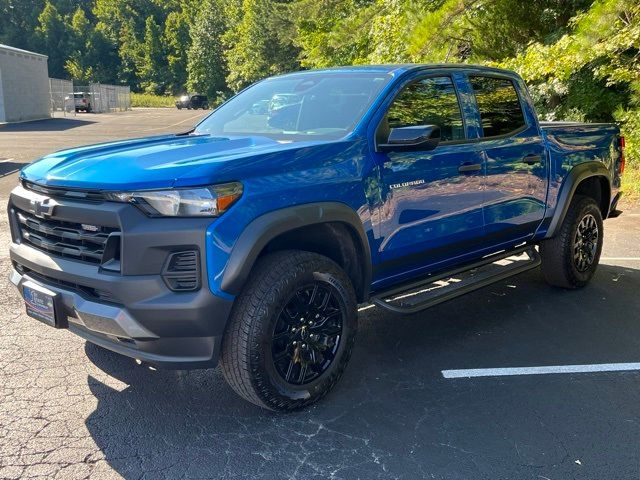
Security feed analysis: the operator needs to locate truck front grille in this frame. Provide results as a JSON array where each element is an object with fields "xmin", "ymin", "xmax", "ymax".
[
  {"xmin": 15, "ymin": 209, "xmax": 119, "ymax": 265},
  {"xmin": 22, "ymin": 180, "xmax": 105, "ymax": 202}
]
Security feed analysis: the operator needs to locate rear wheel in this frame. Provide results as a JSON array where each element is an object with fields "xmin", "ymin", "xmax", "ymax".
[
  {"xmin": 220, "ymin": 250, "xmax": 358, "ymax": 411},
  {"xmin": 540, "ymin": 195, "xmax": 604, "ymax": 288}
]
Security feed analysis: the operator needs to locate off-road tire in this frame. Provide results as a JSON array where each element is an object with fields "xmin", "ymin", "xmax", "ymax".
[
  {"xmin": 540, "ymin": 195, "xmax": 604, "ymax": 289},
  {"xmin": 220, "ymin": 250, "xmax": 358, "ymax": 411}
]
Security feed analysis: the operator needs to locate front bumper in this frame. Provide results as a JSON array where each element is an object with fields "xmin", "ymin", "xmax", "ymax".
[{"xmin": 8, "ymin": 185, "xmax": 234, "ymax": 369}]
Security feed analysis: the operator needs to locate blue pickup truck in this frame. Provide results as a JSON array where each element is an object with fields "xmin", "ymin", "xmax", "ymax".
[{"xmin": 9, "ymin": 65, "xmax": 624, "ymax": 411}]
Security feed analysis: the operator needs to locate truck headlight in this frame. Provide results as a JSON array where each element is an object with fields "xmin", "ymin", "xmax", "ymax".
[{"xmin": 105, "ymin": 182, "xmax": 243, "ymax": 217}]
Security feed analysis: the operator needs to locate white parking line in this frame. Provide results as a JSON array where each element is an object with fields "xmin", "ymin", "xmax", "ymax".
[
  {"xmin": 442, "ymin": 362, "xmax": 640, "ymax": 379},
  {"xmin": 358, "ymin": 304, "xmax": 375, "ymax": 312},
  {"xmin": 601, "ymin": 257, "xmax": 640, "ymax": 261}
]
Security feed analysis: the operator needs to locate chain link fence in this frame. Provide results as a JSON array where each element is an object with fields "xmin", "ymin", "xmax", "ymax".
[
  {"xmin": 49, "ymin": 78, "xmax": 75, "ymax": 116},
  {"xmin": 49, "ymin": 80, "xmax": 132, "ymax": 116},
  {"xmin": 77, "ymin": 83, "xmax": 131, "ymax": 113}
]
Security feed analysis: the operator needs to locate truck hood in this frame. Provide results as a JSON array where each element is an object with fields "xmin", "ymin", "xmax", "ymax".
[{"xmin": 20, "ymin": 134, "xmax": 328, "ymax": 190}]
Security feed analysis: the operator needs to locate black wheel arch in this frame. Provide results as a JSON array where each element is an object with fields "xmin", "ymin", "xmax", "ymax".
[
  {"xmin": 221, "ymin": 202, "xmax": 372, "ymax": 302},
  {"xmin": 545, "ymin": 162, "xmax": 611, "ymax": 239}
]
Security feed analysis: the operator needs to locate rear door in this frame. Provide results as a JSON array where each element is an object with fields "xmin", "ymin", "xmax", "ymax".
[
  {"xmin": 372, "ymin": 73, "xmax": 486, "ymax": 284},
  {"xmin": 468, "ymin": 74, "xmax": 548, "ymax": 246}
]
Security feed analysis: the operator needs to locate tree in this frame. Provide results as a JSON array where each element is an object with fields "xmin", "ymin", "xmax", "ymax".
[
  {"xmin": 138, "ymin": 16, "xmax": 168, "ymax": 93},
  {"xmin": 225, "ymin": 0, "xmax": 300, "ymax": 92},
  {"xmin": 164, "ymin": 10, "xmax": 191, "ymax": 94},
  {"xmin": 84, "ymin": 26, "xmax": 121, "ymax": 84},
  {"xmin": 116, "ymin": 19, "xmax": 142, "ymax": 88},
  {"xmin": 64, "ymin": 7, "xmax": 93, "ymax": 82},
  {"xmin": 402, "ymin": 0, "xmax": 593, "ymax": 63},
  {"xmin": 35, "ymin": 1, "xmax": 71, "ymax": 77},
  {"xmin": 293, "ymin": 0, "xmax": 374, "ymax": 68},
  {"xmin": 186, "ymin": 0, "xmax": 229, "ymax": 99},
  {"xmin": 0, "ymin": 0, "xmax": 46, "ymax": 51}
]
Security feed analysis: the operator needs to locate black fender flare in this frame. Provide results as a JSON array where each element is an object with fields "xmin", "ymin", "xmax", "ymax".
[
  {"xmin": 221, "ymin": 202, "xmax": 372, "ymax": 300},
  {"xmin": 545, "ymin": 162, "xmax": 611, "ymax": 238}
]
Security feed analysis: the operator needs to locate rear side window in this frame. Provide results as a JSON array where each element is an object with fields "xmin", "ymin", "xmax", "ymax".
[
  {"xmin": 469, "ymin": 76, "xmax": 526, "ymax": 138},
  {"xmin": 386, "ymin": 77, "xmax": 465, "ymax": 142}
]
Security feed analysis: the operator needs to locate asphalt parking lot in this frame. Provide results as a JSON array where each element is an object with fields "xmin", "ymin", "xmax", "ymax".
[{"xmin": 1, "ymin": 109, "xmax": 640, "ymax": 479}]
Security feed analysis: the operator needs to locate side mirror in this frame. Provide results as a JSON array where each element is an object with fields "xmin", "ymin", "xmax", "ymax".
[{"xmin": 378, "ymin": 125, "xmax": 441, "ymax": 153}]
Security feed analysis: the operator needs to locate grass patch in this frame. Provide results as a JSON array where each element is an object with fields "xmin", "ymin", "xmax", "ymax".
[
  {"xmin": 621, "ymin": 164, "xmax": 640, "ymax": 205},
  {"xmin": 131, "ymin": 93, "xmax": 175, "ymax": 108}
]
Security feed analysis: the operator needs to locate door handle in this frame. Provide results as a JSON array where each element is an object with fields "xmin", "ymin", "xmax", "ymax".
[
  {"xmin": 458, "ymin": 163, "xmax": 482, "ymax": 173},
  {"xmin": 522, "ymin": 154, "xmax": 543, "ymax": 165}
]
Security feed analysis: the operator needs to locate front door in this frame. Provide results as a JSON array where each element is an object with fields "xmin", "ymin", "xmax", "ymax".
[{"xmin": 373, "ymin": 75, "xmax": 486, "ymax": 285}]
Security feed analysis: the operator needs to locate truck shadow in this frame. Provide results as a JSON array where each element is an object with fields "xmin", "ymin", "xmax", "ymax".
[{"xmin": 83, "ymin": 263, "xmax": 640, "ymax": 479}]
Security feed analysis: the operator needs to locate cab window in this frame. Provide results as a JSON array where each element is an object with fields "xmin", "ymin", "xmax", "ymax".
[
  {"xmin": 385, "ymin": 77, "xmax": 465, "ymax": 142},
  {"xmin": 469, "ymin": 76, "xmax": 526, "ymax": 138}
]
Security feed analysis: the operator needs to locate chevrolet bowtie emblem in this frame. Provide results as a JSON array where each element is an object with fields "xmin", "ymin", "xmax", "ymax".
[{"xmin": 30, "ymin": 197, "xmax": 57, "ymax": 218}]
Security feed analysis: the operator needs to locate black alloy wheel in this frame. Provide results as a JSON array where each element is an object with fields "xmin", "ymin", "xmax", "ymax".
[
  {"xmin": 271, "ymin": 283, "xmax": 344, "ymax": 386},
  {"xmin": 573, "ymin": 213, "xmax": 599, "ymax": 272}
]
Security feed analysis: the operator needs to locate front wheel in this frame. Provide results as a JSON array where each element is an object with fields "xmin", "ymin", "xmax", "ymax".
[
  {"xmin": 220, "ymin": 250, "xmax": 358, "ymax": 411},
  {"xmin": 540, "ymin": 195, "xmax": 604, "ymax": 288}
]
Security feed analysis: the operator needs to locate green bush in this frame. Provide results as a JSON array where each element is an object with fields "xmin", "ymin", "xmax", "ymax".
[
  {"xmin": 131, "ymin": 93, "xmax": 175, "ymax": 108},
  {"xmin": 617, "ymin": 109, "xmax": 640, "ymax": 201}
]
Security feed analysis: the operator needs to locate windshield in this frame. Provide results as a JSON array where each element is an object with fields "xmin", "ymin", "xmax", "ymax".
[{"xmin": 194, "ymin": 72, "xmax": 392, "ymax": 141}]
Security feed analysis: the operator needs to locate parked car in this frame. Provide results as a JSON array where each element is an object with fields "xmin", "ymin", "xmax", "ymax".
[
  {"xmin": 9, "ymin": 65, "xmax": 624, "ymax": 411},
  {"xmin": 73, "ymin": 92, "xmax": 92, "ymax": 112},
  {"xmin": 176, "ymin": 94, "xmax": 209, "ymax": 110}
]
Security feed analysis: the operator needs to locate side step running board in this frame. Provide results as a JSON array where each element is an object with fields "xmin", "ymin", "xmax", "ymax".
[{"xmin": 371, "ymin": 246, "xmax": 541, "ymax": 315}]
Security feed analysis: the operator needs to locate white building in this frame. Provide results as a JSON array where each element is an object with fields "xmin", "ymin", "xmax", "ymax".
[{"xmin": 0, "ymin": 44, "xmax": 50, "ymax": 123}]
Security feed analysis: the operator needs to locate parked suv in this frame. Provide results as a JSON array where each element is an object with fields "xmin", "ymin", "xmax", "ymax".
[
  {"xmin": 9, "ymin": 65, "xmax": 624, "ymax": 411},
  {"xmin": 176, "ymin": 94, "xmax": 209, "ymax": 110},
  {"xmin": 73, "ymin": 92, "xmax": 92, "ymax": 112}
]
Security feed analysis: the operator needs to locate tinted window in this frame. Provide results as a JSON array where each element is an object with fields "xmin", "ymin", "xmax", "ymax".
[
  {"xmin": 469, "ymin": 76, "xmax": 526, "ymax": 137},
  {"xmin": 386, "ymin": 77, "xmax": 465, "ymax": 142}
]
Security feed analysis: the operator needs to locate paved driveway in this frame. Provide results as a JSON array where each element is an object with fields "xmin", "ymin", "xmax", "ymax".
[{"xmin": 1, "ymin": 110, "xmax": 639, "ymax": 479}]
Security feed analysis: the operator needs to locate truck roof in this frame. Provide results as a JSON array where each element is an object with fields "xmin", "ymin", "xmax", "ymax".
[{"xmin": 275, "ymin": 63, "xmax": 518, "ymax": 78}]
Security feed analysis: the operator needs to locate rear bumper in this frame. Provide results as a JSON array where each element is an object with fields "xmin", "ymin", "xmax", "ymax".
[{"xmin": 8, "ymin": 184, "xmax": 235, "ymax": 369}]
